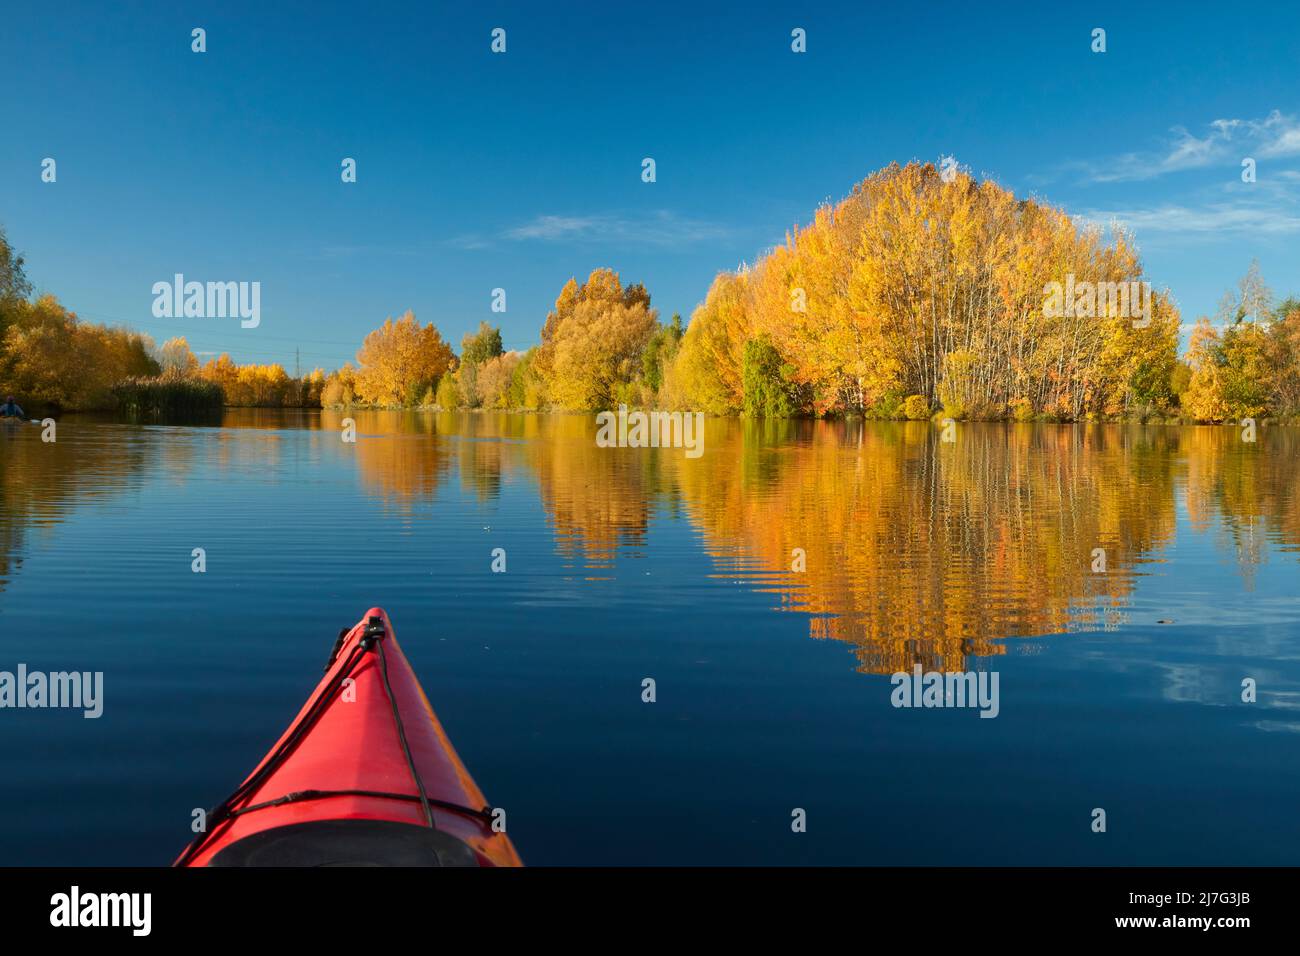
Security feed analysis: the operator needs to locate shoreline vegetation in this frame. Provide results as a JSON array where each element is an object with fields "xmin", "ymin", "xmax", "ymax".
[{"xmin": 4, "ymin": 162, "xmax": 1299, "ymax": 424}]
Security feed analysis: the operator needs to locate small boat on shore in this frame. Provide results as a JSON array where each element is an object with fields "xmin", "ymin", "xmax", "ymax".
[{"xmin": 175, "ymin": 608, "xmax": 521, "ymax": 867}]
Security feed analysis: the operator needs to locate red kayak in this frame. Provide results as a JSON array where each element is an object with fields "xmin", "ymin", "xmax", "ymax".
[{"xmin": 175, "ymin": 608, "xmax": 522, "ymax": 867}]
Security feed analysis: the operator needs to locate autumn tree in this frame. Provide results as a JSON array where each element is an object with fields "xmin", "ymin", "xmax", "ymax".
[
  {"xmin": 322, "ymin": 363, "xmax": 359, "ymax": 407},
  {"xmin": 298, "ymin": 368, "xmax": 327, "ymax": 407},
  {"xmin": 198, "ymin": 353, "xmax": 238, "ymax": 395},
  {"xmin": 535, "ymin": 269, "xmax": 658, "ymax": 410},
  {"xmin": 476, "ymin": 351, "xmax": 522, "ymax": 409},
  {"xmin": 2, "ymin": 295, "xmax": 157, "ymax": 409},
  {"xmin": 1182, "ymin": 318, "xmax": 1228, "ymax": 422},
  {"xmin": 664, "ymin": 162, "xmax": 1182, "ymax": 420},
  {"xmin": 1267, "ymin": 297, "xmax": 1300, "ymax": 414},
  {"xmin": 663, "ymin": 272, "xmax": 749, "ymax": 414},
  {"xmin": 1183, "ymin": 268, "xmax": 1293, "ymax": 421},
  {"xmin": 353, "ymin": 310, "xmax": 455, "ymax": 406},
  {"xmin": 156, "ymin": 336, "xmax": 199, "ymax": 377},
  {"xmin": 1217, "ymin": 323, "xmax": 1276, "ymax": 419}
]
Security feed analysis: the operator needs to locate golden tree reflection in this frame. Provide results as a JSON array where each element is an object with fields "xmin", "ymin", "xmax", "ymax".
[{"xmin": 2, "ymin": 414, "xmax": 1297, "ymax": 672}]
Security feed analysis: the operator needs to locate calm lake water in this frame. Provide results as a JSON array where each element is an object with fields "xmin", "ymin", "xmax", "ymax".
[{"xmin": 1, "ymin": 410, "xmax": 1298, "ymax": 865}]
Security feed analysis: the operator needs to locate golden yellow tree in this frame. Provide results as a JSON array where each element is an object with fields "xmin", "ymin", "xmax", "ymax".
[
  {"xmin": 536, "ymin": 269, "xmax": 658, "ymax": 410},
  {"xmin": 2, "ymin": 294, "xmax": 156, "ymax": 408},
  {"xmin": 353, "ymin": 310, "xmax": 455, "ymax": 406},
  {"xmin": 664, "ymin": 161, "xmax": 1179, "ymax": 420},
  {"xmin": 1182, "ymin": 318, "xmax": 1227, "ymax": 422},
  {"xmin": 476, "ymin": 352, "xmax": 522, "ymax": 409},
  {"xmin": 664, "ymin": 272, "xmax": 749, "ymax": 413}
]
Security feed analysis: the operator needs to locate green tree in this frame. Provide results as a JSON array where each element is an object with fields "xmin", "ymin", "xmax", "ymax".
[
  {"xmin": 1218, "ymin": 322, "xmax": 1276, "ymax": 418},
  {"xmin": 508, "ymin": 348, "xmax": 543, "ymax": 409},
  {"xmin": 642, "ymin": 313, "xmax": 684, "ymax": 393},
  {"xmin": 461, "ymin": 322, "xmax": 504, "ymax": 367},
  {"xmin": 0, "ymin": 224, "xmax": 32, "ymax": 345},
  {"xmin": 742, "ymin": 335, "xmax": 806, "ymax": 417},
  {"xmin": 434, "ymin": 371, "xmax": 462, "ymax": 409}
]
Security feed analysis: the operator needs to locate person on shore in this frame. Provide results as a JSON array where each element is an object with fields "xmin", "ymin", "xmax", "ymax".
[{"xmin": 0, "ymin": 395, "xmax": 25, "ymax": 419}]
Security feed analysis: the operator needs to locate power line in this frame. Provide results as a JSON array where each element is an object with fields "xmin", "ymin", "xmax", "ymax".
[{"xmin": 70, "ymin": 309, "xmax": 368, "ymax": 350}]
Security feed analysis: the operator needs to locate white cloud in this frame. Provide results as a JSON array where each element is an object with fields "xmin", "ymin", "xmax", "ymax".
[
  {"xmin": 505, "ymin": 215, "xmax": 602, "ymax": 241},
  {"xmin": 447, "ymin": 211, "xmax": 733, "ymax": 250},
  {"xmin": 505, "ymin": 210, "xmax": 732, "ymax": 245},
  {"xmin": 1078, "ymin": 202, "xmax": 1300, "ymax": 235},
  {"xmin": 1085, "ymin": 110, "xmax": 1300, "ymax": 183},
  {"xmin": 1249, "ymin": 111, "xmax": 1300, "ymax": 158}
]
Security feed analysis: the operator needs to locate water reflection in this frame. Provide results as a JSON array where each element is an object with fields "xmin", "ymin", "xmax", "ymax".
[
  {"xmin": 672, "ymin": 421, "xmax": 1185, "ymax": 672},
  {"xmin": 2, "ymin": 413, "xmax": 1297, "ymax": 673},
  {"xmin": 345, "ymin": 415, "xmax": 1298, "ymax": 672},
  {"xmin": 320, "ymin": 409, "xmax": 450, "ymax": 507},
  {"xmin": 0, "ymin": 419, "xmax": 162, "ymax": 593}
]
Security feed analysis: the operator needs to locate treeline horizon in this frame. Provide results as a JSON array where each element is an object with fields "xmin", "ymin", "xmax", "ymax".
[{"xmin": 3, "ymin": 161, "xmax": 1299, "ymax": 423}]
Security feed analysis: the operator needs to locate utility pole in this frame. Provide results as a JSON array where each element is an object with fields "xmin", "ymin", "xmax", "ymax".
[{"xmin": 295, "ymin": 347, "xmax": 301, "ymax": 379}]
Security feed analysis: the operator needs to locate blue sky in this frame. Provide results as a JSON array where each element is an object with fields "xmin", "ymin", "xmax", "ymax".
[{"xmin": 2, "ymin": 0, "xmax": 1298, "ymax": 371}]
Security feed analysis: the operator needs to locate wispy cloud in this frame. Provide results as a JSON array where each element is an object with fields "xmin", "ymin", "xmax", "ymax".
[
  {"xmin": 1073, "ymin": 113, "xmax": 1300, "ymax": 241},
  {"xmin": 1255, "ymin": 112, "xmax": 1300, "ymax": 158},
  {"xmin": 1080, "ymin": 110, "xmax": 1300, "ymax": 183},
  {"xmin": 505, "ymin": 215, "xmax": 603, "ymax": 241},
  {"xmin": 1078, "ymin": 201, "xmax": 1300, "ymax": 236},
  {"xmin": 447, "ymin": 210, "xmax": 734, "ymax": 250}
]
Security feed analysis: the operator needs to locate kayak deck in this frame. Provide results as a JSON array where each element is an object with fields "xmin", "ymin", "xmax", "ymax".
[{"xmin": 176, "ymin": 608, "xmax": 521, "ymax": 867}]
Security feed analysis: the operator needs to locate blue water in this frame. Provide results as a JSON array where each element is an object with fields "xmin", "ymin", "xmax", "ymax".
[{"xmin": 1, "ymin": 412, "xmax": 1297, "ymax": 864}]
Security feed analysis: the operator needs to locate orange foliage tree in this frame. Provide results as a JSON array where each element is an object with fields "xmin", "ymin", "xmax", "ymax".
[
  {"xmin": 667, "ymin": 162, "xmax": 1181, "ymax": 419},
  {"xmin": 535, "ymin": 269, "xmax": 658, "ymax": 410},
  {"xmin": 353, "ymin": 310, "xmax": 455, "ymax": 406}
]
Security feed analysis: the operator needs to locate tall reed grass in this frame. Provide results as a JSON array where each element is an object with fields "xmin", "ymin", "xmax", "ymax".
[{"xmin": 111, "ymin": 376, "xmax": 224, "ymax": 419}]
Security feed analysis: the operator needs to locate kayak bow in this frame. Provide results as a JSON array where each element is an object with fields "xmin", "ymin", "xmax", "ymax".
[{"xmin": 175, "ymin": 608, "xmax": 521, "ymax": 867}]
